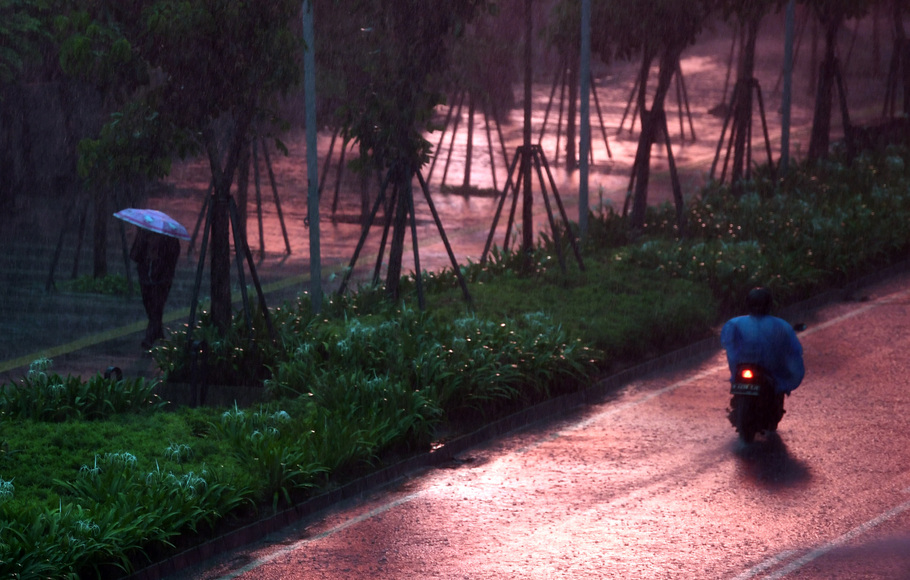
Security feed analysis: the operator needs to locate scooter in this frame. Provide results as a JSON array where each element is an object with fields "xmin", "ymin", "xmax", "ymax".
[{"xmin": 728, "ymin": 363, "xmax": 785, "ymax": 443}]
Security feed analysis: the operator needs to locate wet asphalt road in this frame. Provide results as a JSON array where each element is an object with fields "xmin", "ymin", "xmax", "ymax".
[{"xmin": 170, "ymin": 274, "xmax": 910, "ymax": 579}]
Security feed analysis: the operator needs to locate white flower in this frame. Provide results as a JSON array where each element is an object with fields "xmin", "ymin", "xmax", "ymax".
[{"xmin": 0, "ymin": 477, "xmax": 14, "ymax": 499}]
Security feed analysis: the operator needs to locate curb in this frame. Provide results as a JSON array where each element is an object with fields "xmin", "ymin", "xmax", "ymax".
[{"xmin": 125, "ymin": 260, "xmax": 910, "ymax": 579}]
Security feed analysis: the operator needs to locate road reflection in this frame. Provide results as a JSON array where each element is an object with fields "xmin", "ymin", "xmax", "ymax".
[{"xmin": 819, "ymin": 534, "xmax": 910, "ymax": 577}]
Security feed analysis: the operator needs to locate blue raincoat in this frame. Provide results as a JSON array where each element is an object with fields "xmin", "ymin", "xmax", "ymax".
[{"xmin": 721, "ymin": 314, "xmax": 805, "ymax": 393}]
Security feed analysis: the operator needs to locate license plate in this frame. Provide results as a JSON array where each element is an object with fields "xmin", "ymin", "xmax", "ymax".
[{"xmin": 731, "ymin": 383, "xmax": 761, "ymax": 396}]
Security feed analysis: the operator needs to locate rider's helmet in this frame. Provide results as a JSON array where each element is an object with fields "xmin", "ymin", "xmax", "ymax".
[{"xmin": 746, "ymin": 287, "xmax": 772, "ymax": 316}]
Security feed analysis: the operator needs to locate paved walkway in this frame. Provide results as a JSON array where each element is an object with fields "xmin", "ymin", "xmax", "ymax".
[{"xmin": 0, "ymin": 16, "xmax": 891, "ymax": 385}]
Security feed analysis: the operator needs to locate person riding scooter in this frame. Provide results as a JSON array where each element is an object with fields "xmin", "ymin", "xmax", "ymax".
[{"xmin": 721, "ymin": 287, "xmax": 805, "ymax": 422}]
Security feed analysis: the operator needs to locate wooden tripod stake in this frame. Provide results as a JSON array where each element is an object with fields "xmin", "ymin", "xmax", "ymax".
[
  {"xmin": 337, "ymin": 165, "xmax": 471, "ymax": 309},
  {"xmin": 481, "ymin": 145, "xmax": 585, "ymax": 273}
]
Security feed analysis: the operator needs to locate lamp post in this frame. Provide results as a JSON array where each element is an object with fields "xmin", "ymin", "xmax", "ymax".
[
  {"xmin": 579, "ymin": 0, "xmax": 591, "ymax": 237},
  {"xmin": 521, "ymin": 0, "xmax": 534, "ymax": 254},
  {"xmin": 303, "ymin": 0, "xmax": 322, "ymax": 312},
  {"xmin": 780, "ymin": 0, "xmax": 795, "ymax": 176}
]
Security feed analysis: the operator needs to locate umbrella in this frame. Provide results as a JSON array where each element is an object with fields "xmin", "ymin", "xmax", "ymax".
[{"xmin": 113, "ymin": 208, "xmax": 191, "ymax": 241}]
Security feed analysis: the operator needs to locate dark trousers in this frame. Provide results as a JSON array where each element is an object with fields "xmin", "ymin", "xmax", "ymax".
[{"xmin": 140, "ymin": 281, "xmax": 172, "ymax": 345}]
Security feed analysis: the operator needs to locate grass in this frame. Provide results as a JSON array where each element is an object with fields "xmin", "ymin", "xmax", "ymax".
[
  {"xmin": 440, "ymin": 258, "xmax": 717, "ymax": 363},
  {"xmin": 58, "ymin": 274, "xmax": 133, "ymax": 296},
  {"xmin": 2, "ymin": 145, "xmax": 910, "ymax": 576}
]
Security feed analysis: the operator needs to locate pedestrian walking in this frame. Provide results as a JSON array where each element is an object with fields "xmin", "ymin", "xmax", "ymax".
[
  {"xmin": 130, "ymin": 228, "xmax": 180, "ymax": 349},
  {"xmin": 114, "ymin": 208, "xmax": 190, "ymax": 350}
]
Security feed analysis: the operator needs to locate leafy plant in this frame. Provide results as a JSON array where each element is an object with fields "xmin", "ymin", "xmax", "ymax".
[
  {"xmin": 153, "ymin": 306, "xmax": 282, "ymax": 386},
  {"xmin": 51, "ymin": 451, "xmax": 249, "ymax": 574},
  {"xmin": 594, "ymin": 147, "xmax": 910, "ymax": 313},
  {"xmin": 0, "ymin": 359, "xmax": 164, "ymax": 421},
  {"xmin": 214, "ymin": 404, "xmax": 327, "ymax": 509}
]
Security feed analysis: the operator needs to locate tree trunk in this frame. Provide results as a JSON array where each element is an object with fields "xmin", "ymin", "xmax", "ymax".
[
  {"xmin": 0, "ymin": 86, "xmax": 18, "ymax": 211},
  {"xmin": 566, "ymin": 54, "xmax": 579, "ymax": 171},
  {"xmin": 731, "ymin": 16, "xmax": 760, "ymax": 189},
  {"xmin": 63, "ymin": 78, "xmax": 109, "ymax": 280},
  {"xmin": 92, "ymin": 186, "xmax": 109, "ymax": 278},
  {"xmin": 235, "ymin": 143, "xmax": 251, "ymax": 237},
  {"xmin": 629, "ymin": 53, "xmax": 652, "ymax": 231},
  {"xmin": 205, "ymin": 111, "xmax": 254, "ymax": 332},
  {"xmin": 903, "ymin": 39, "xmax": 910, "ymax": 115},
  {"xmin": 808, "ymin": 18, "xmax": 841, "ymax": 162},
  {"xmin": 210, "ymin": 181, "xmax": 232, "ymax": 331},
  {"xmin": 898, "ymin": 0, "xmax": 910, "ymax": 115},
  {"xmin": 360, "ymin": 166, "xmax": 371, "ymax": 225},
  {"xmin": 630, "ymin": 45, "xmax": 681, "ymax": 230},
  {"xmin": 464, "ymin": 94, "xmax": 475, "ymax": 188},
  {"xmin": 809, "ymin": 17, "xmax": 819, "ymax": 97},
  {"xmin": 385, "ymin": 166, "xmax": 411, "ymax": 300}
]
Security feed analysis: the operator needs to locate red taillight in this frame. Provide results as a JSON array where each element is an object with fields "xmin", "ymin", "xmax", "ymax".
[{"xmin": 740, "ymin": 369, "xmax": 754, "ymax": 380}]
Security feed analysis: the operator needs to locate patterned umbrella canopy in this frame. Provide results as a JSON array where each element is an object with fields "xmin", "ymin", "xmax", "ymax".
[{"xmin": 113, "ymin": 208, "xmax": 191, "ymax": 241}]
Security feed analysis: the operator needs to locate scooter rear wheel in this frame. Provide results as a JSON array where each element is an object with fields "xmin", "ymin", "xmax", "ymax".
[{"xmin": 732, "ymin": 396, "xmax": 757, "ymax": 442}]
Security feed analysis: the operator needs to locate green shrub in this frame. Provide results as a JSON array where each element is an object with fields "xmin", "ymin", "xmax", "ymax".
[
  {"xmin": 0, "ymin": 451, "xmax": 248, "ymax": 578},
  {"xmin": 153, "ymin": 306, "xmax": 284, "ymax": 386},
  {"xmin": 0, "ymin": 359, "xmax": 164, "ymax": 422},
  {"xmin": 596, "ymin": 147, "xmax": 910, "ymax": 312},
  {"xmin": 265, "ymin": 301, "xmax": 597, "ymax": 421},
  {"xmin": 214, "ymin": 404, "xmax": 326, "ymax": 509}
]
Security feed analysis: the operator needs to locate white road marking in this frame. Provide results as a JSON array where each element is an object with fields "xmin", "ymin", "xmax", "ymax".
[
  {"xmin": 731, "ymin": 550, "xmax": 800, "ymax": 580},
  {"xmin": 797, "ymin": 288, "xmax": 910, "ymax": 339}
]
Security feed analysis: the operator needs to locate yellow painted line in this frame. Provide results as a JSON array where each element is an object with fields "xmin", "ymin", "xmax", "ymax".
[
  {"xmin": 0, "ymin": 272, "xmax": 311, "ymax": 375},
  {"xmin": 1, "ymin": 232, "xmax": 454, "ymax": 376},
  {"xmin": 0, "ymin": 320, "xmax": 150, "ymax": 374}
]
